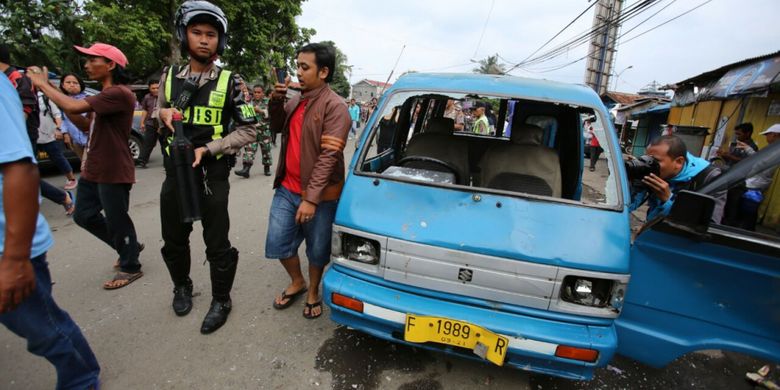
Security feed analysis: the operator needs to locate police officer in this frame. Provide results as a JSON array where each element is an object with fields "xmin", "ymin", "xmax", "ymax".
[{"xmin": 158, "ymin": 0, "xmax": 257, "ymax": 334}]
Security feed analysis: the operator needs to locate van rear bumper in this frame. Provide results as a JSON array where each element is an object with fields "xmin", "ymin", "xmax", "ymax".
[{"xmin": 323, "ymin": 265, "xmax": 617, "ymax": 380}]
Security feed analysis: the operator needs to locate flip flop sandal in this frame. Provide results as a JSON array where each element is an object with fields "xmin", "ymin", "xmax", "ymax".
[
  {"xmin": 272, "ymin": 287, "xmax": 308, "ymax": 310},
  {"xmin": 63, "ymin": 190, "xmax": 75, "ymax": 216},
  {"xmin": 103, "ymin": 271, "xmax": 144, "ymax": 290},
  {"xmin": 113, "ymin": 243, "xmax": 145, "ymax": 270},
  {"xmin": 303, "ymin": 301, "xmax": 323, "ymax": 320}
]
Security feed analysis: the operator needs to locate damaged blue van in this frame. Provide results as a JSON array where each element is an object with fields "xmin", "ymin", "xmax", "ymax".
[{"xmin": 322, "ymin": 73, "xmax": 780, "ymax": 379}]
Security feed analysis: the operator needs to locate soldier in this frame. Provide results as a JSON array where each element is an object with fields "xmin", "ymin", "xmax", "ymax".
[
  {"xmin": 157, "ymin": 0, "xmax": 257, "ymax": 334},
  {"xmin": 235, "ymin": 85, "xmax": 273, "ymax": 177}
]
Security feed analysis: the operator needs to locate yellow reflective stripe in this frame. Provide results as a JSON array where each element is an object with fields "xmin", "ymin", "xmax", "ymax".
[
  {"xmin": 164, "ymin": 135, "xmax": 173, "ymax": 155},
  {"xmin": 165, "ymin": 67, "xmax": 173, "ymax": 102},
  {"xmin": 212, "ymin": 125, "xmax": 223, "ymax": 159},
  {"xmin": 216, "ymin": 70, "xmax": 231, "ymax": 95}
]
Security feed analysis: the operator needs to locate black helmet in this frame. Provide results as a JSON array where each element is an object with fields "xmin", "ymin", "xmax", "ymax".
[{"xmin": 175, "ymin": 0, "xmax": 229, "ymax": 57}]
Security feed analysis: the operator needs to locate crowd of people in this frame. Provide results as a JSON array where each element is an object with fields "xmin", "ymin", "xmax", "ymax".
[
  {"xmin": 0, "ymin": 0, "xmax": 352, "ymax": 388},
  {"xmin": 1, "ymin": 1, "xmax": 778, "ymax": 388}
]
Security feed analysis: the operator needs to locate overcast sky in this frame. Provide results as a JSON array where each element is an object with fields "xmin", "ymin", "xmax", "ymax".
[{"xmin": 297, "ymin": 0, "xmax": 779, "ymax": 93}]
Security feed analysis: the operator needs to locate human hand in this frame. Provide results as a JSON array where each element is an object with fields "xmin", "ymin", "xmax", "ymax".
[
  {"xmin": 158, "ymin": 108, "xmax": 180, "ymax": 132},
  {"xmin": 63, "ymin": 133, "xmax": 72, "ymax": 147},
  {"xmin": 272, "ymin": 72, "xmax": 291, "ymax": 100},
  {"xmin": 192, "ymin": 146, "xmax": 209, "ymax": 168},
  {"xmin": 295, "ymin": 200, "xmax": 317, "ymax": 224},
  {"xmin": 0, "ymin": 257, "xmax": 36, "ymax": 314},
  {"xmin": 642, "ymin": 173, "xmax": 672, "ymax": 202},
  {"xmin": 25, "ymin": 66, "xmax": 49, "ymax": 88},
  {"xmin": 54, "ymin": 129, "xmax": 64, "ymax": 140}
]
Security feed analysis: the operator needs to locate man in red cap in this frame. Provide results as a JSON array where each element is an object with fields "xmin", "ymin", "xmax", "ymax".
[{"xmin": 27, "ymin": 42, "xmax": 143, "ymax": 290}]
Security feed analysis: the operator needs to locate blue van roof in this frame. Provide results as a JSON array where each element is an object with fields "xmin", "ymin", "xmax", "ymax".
[{"xmin": 388, "ymin": 72, "xmax": 603, "ymax": 108}]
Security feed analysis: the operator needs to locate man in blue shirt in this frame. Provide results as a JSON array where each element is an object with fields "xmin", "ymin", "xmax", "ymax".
[
  {"xmin": 629, "ymin": 135, "xmax": 726, "ymax": 223},
  {"xmin": 348, "ymin": 98, "xmax": 360, "ymax": 139},
  {"xmin": 0, "ymin": 75, "xmax": 100, "ymax": 389}
]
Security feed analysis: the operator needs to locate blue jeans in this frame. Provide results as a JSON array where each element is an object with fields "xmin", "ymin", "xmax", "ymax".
[
  {"xmin": 265, "ymin": 186, "xmax": 338, "ymax": 268},
  {"xmin": 0, "ymin": 254, "xmax": 100, "ymax": 389},
  {"xmin": 350, "ymin": 121, "xmax": 358, "ymax": 137},
  {"xmin": 39, "ymin": 141, "xmax": 74, "ymax": 176}
]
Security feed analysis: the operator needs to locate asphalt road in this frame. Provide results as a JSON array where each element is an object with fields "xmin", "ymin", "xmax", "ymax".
[{"xmin": 0, "ymin": 140, "xmax": 772, "ymax": 389}]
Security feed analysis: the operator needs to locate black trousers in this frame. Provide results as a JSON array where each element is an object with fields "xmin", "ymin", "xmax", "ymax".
[
  {"xmin": 73, "ymin": 179, "xmax": 141, "ymax": 273},
  {"xmin": 138, "ymin": 125, "xmax": 159, "ymax": 164},
  {"xmin": 160, "ymin": 155, "xmax": 237, "ymax": 301}
]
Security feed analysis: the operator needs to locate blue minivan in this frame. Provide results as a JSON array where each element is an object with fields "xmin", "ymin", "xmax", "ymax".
[{"xmin": 323, "ymin": 73, "xmax": 780, "ymax": 380}]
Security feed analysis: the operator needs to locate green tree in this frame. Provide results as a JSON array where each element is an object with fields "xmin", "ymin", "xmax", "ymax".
[
  {"xmin": 319, "ymin": 40, "xmax": 350, "ymax": 97},
  {"xmin": 472, "ymin": 54, "xmax": 506, "ymax": 75},
  {"xmin": 214, "ymin": 0, "xmax": 313, "ymax": 83},
  {"xmin": 82, "ymin": 0, "xmax": 171, "ymax": 80},
  {"xmin": 0, "ymin": 0, "xmax": 85, "ymax": 74},
  {"xmin": 2, "ymin": 0, "xmax": 313, "ymax": 83}
]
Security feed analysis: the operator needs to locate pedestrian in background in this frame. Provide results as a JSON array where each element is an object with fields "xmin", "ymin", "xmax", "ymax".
[
  {"xmin": 36, "ymin": 89, "xmax": 78, "ymax": 190},
  {"xmin": 0, "ymin": 74, "xmax": 101, "ymax": 390},
  {"xmin": 136, "ymin": 79, "xmax": 160, "ymax": 168},
  {"xmin": 27, "ymin": 42, "xmax": 143, "ymax": 290},
  {"xmin": 348, "ymin": 98, "xmax": 360, "ymax": 139},
  {"xmin": 267, "ymin": 42, "xmax": 351, "ymax": 319},
  {"xmin": 235, "ymin": 85, "xmax": 273, "ymax": 177},
  {"xmin": 59, "ymin": 73, "xmax": 91, "ymax": 162},
  {"xmin": 1, "ymin": 46, "xmax": 74, "ymax": 216}
]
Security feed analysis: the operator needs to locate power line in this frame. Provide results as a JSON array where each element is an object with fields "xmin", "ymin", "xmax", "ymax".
[
  {"xmin": 517, "ymin": 0, "xmax": 713, "ymax": 74},
  {"xmin": 506, "ymin": 0, "xmax": 599, "ymax": 72},
  {"xmin": 512, "ymin": 0, "xmax": 658, "ymax": 69},
  {"xmin": 472, "ymin": 0, "xmax": 496, "ymax": 58},
  {"xmin": 620, "ymin": 0, "xmax": 712, "ymax": 45}
]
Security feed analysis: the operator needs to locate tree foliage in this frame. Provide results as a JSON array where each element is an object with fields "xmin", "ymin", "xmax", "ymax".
[
  {"xmin": 472, "ymin": 54, "xmax": 506, "ymax": 75},
  {"xmin": 0, "ymin": 0, "xmax": 319, "ymax": 83},
  {"xmin": 0, "ymin": 0, "xmax": 85, "ymax": 74}
]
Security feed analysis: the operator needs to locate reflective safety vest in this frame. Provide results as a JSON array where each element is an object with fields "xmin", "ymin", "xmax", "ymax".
[{"xmin": 164, "ymin": 66, "xmax": 233, "ymax": 153}]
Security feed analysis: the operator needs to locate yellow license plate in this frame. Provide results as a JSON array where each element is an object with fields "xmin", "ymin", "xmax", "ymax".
[{"xmin": 404, "ymin": 314, "xmax": 508, "ymax": 366}]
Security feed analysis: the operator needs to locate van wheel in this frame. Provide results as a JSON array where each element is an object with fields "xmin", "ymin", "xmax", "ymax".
[{"xmin": 128, "ymin": 134, "xmax": 142, "ymax": 161}]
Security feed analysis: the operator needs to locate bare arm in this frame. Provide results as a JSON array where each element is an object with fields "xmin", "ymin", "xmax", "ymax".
[
  {"xmin": 26, "ymin": 67, "xmax": 92, "ymax": 114},
  {"xmin": 0, "ymin": 160, "xmax": 39, "ymax": 313},
  {"xmin": 139, "ymin": 110, "xmax": 148, "ymax": 129}
]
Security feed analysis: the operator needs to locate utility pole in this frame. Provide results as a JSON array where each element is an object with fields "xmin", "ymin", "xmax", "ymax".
[{"xmin": 584, "ymin": 0, "xmax": 624, "ymax": 95}]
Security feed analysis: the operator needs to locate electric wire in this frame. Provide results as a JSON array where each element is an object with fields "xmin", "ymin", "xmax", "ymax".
[
  {"xmin": 513, "ymin": 0, "xmax": 712, "ymax": 74},
  {"xmin": 509, "ymin": 0, "xmax": 659, "ymax": 70}
]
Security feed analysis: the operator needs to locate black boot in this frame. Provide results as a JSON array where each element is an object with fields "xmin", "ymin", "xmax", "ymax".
[
  {"xmin": 172, "ymin": 278, "xmax": 193, "ymax": 316},
  {"xmin": 200, "ymin": 299, "xmax": 232, "ymax": 334},
  {"xmin": 264, "ymin": 165, "xmax": 271, "ymax": 176},
  {"xmin": 162, "ymin": 246, "xmax": 193, "ymax": 316},
  {"xmin": 234, "ymin": 164, "xmax": 251, "ymax": 178},
  {"xmin": 201, "ymin": 248, "xmax": 238, "ymax": 334}
]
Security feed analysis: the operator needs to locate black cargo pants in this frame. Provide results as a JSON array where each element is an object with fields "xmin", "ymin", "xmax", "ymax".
[{"xmin": 160, "ymin": 154, "xmax": 238, "ymax": 302}]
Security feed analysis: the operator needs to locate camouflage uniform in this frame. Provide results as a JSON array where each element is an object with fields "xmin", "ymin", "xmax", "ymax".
[{"xmin": 240, "ymin": 97, "xmax": 272, "ymax": 168}]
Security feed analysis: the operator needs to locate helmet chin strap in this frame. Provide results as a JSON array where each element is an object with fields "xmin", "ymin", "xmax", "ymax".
[{"xmin": 188, "ymin": 48, "xmax": 218, "ymax": 65}]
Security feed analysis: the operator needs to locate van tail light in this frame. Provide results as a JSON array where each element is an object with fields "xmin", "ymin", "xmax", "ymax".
[
  {"xmin": 555, "ymin": 345, "xmax": 599, "ymax": 362},
  {"xmin": 332, "ymin": 293, "xmax": 364, "ymax": 313}
]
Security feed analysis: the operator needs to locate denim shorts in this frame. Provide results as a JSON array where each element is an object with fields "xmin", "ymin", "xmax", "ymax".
[{"xmin": 265, "ymin": 186, "xmax": 338, "ymax": 268}]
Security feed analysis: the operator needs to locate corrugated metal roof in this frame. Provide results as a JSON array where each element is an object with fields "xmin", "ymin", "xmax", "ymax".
[
  {"xmin": 601, "ymin": 91, "xmax": 643, "ymax": 105},
  {"xmin": 669, "ymin": 50, "xmax": 780, "ymax": 88}
]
